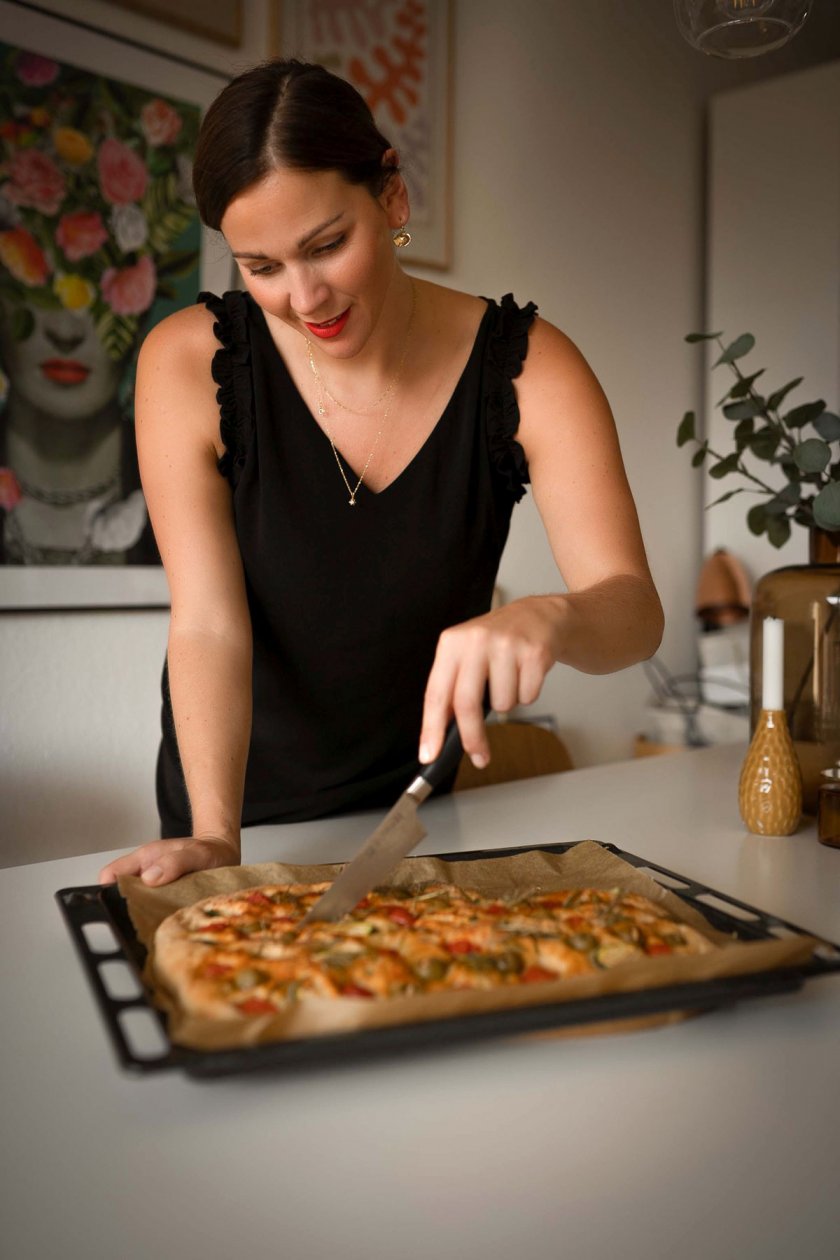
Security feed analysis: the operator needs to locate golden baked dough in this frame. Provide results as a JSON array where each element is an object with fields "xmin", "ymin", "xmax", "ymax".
[{"xmin": 154, "ymin": 881, "xmax": 713, "ymax": 1019}]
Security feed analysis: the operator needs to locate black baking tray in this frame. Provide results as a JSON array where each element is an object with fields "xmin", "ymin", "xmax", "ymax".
[{"xmin": 55, "ymin": 842, "xmax": 840, "ymax": 1078}]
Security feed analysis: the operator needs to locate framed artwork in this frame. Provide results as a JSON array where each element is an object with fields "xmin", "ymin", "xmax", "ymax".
[
  {"xmin": 0, "ymin": 0, "xmax": 232, "ymax": 610},
  {"xmin": 273, "ymin": 0, "xmax": 453, "ymax": 270},
  {"xmin": 103, "ymin": 1, "xmax": 243, "ymax": 48}
]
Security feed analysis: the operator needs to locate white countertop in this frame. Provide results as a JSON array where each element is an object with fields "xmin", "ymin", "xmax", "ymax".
[{"xmin": 2, "ymin": 745, "xmax": 839, "ymax": 1260}]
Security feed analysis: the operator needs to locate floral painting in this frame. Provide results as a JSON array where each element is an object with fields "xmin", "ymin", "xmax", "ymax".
[
  {"xmin": 278, "ymin": 0, "xmax": 452, "ymax": 268},
  {"xmin": 0, "ymin": 42, "xmax": 201, "ymax": 572}
]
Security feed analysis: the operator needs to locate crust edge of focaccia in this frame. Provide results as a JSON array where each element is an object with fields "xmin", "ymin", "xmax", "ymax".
[{"xmin": 154, "ymin": 910, "xmax": 245, "ymax": 1020}]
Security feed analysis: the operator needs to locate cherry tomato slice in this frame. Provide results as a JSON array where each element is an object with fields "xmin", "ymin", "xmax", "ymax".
[
  {"xmin": 244, "ymin": 891, "xmax": 274, "ymax": 908},
  {"xmin": 236, "ymin": 997, "xmax": 278, "ymax": 1015},
  {"xmin": 384, "ymin": 906, "xmax": 417, "ymax": 926},
  {"xmin": 521, "ymin": 965, "xmax": 557, "ymax": 984},
  {"xmin": 342, "ymin": 983, "xmax": 374, "ymax": 998}
]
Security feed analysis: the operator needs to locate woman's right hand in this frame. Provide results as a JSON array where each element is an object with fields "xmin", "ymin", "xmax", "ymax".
[{"xmin": 98, "ymin": 834, "xmax": 240, "ymax": 888}]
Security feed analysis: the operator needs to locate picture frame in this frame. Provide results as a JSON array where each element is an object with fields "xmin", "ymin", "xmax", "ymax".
[
  {"xmin": 103, "ymin": 0, "xmax": 243, "ymax": 48},
  {"xmin": 0, "ymin": 0, "xmax": 233, "ymax": 610},
  {"xmin": 271, "ymin": 0, "xmax": 453, "ymax": 270}
]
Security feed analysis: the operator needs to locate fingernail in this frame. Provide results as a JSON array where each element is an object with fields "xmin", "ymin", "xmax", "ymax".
[
  {"xmin": 471, "ymin": 753, "xmax": 489, "ymax": 769},
  {"xmin": 142, "ymin": 864, "xmax": 164, "ymax": 885},
  {"xmin": 419, "ymin": 744, "xmax": 432, "ymax": 763}
]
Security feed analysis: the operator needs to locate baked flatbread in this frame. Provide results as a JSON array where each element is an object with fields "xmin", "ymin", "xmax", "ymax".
[{"xmin": 154, "ymin": 880, "xmax": 714, "ymax": 1020}]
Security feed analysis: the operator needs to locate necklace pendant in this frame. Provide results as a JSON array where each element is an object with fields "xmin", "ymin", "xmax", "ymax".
[{"xmin": 349, "ymin": 496, "xmax": 356, "ymax": 506}]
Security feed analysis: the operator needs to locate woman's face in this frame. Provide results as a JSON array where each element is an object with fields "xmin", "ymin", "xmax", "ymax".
[
  {"xmin": 0, "ymin": 300, "xmax": 126, "ymax": 421},
  {"xmin": 221, "ymin": 164, "xmax": 407, "ymax": 361}
]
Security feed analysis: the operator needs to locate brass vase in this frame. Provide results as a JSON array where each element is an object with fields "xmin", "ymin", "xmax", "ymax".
[
  {"xmin": 739, "ymin": 709, "xmax": 802, "ymax": 836},
  {"xmin": 749, "ymin": 528, "xmax": 840, "ymax": 813}
]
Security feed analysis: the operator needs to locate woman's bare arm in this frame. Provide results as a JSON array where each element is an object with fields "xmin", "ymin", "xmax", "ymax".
[
  {"xmin": 99, "ymin": 306, "xmax": 253, "ymax": 886},
  {"xmin": 419, "ymin": 317, "xmax": 663, "ymax": 767}
]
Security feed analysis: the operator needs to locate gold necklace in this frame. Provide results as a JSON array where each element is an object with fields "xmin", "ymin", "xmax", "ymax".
[
  {"xmin": 309, "ymin": 358, "xmax": 396, "ymax": 417},
  {"xmin": 307, "ymin": 281, "xmax": 416, "ymax": 506}
]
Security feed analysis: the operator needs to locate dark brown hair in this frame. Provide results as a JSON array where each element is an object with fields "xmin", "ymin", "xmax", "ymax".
[{"xmin": 193, "ymin": 59, "xmax": 396, "ymax": 230}]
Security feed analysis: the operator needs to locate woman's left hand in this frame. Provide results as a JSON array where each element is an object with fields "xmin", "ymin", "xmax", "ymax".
[
  {"xmin": 419, "ymin": 596, "xmax": 558, "ymax": 769},
  {"xmin": 98, "ymin": 834, "xmax": 240, "ymax": 888}
]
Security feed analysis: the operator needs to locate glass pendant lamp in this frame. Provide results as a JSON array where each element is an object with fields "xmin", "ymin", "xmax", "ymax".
[{"xmin": 674, "ymin": 0, "xmax": 812, "ymax": 58}]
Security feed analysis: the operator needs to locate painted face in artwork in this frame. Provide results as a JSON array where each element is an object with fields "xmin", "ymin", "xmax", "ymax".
[
  {"xmin": 0, "ymin": 299, "xmax": 129, "ymax": 422},
  {"xmin": 0, "ymin": 44, "xmax": 202, "ymax": 431}
]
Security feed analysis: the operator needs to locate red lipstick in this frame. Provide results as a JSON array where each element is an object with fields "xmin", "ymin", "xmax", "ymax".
[
  {"xmin": 303, "ymin": 308, "xmax": 350, "ymax": 340},
  {"xmin": 41, "ymin": 359, "xmax": 91, "ymax": 385}
]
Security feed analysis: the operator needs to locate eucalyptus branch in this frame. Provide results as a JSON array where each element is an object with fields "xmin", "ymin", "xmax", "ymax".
[
  {"xmin": 724, "ymin": 455, "xmax": 778, "ymax": 495},
  {"xmin": 687, "ymin": 432, "xmax": 781, "ymax": 495},
  {"xmin": 715, "ymin": 336, "xmax": 797, "ymax": 455},
  {"xmin": 730, "ymin": 456, "xmax": 780, "ymax": 488},
  {"xmin": 680, "ymin": 330, "xmax": 840, "ymax": 539}
]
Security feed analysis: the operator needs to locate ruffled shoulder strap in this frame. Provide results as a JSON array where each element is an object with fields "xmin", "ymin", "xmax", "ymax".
[
  {"xmin": 484, "ymin": 292, "xmax": 538, "ymax": 503},
  {"xmin": 198, "ymin": 290, "xmax": 253, "ymax": 484}
]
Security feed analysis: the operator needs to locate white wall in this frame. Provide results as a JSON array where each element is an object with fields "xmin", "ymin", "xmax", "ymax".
[
  {"xmin": 3, "ymin": 0, "xmax": 839, "ymax": 865},
  {"xmin": 431, "ymin": 1, "xmax": 711, "ymax": 768},
  {"xmin": 1, "ymin": 610, "xmax": 168, "ymax": 862},
  {"xmin": 704, "ymin": 61, "xmax": 840, "ymax": 579}
]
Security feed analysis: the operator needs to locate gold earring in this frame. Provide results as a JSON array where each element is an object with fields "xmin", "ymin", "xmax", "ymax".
[{"xmin": 393, "ymin": 223, "xmax": 411, "ymax": 248}]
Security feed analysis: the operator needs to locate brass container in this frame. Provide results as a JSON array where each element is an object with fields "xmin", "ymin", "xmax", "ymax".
[
  {"xmin": 739, "ymin": 709, "xmax": 803, "ymax": 836},
  {"xmin": 749, "ymin": 528, "xmax": 840, "ymax": 813},
  {"xmin": 817, "ymin": 766, "xmax": 840, "ymax": 849}
]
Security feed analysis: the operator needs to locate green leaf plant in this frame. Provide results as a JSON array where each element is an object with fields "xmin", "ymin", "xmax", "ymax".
[{"xmin": 678, "ymin": 332, "xmax": 840, "ymax": 545}]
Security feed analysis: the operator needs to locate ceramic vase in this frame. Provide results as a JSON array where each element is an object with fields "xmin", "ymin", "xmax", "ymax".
[{"xmin": 739, "ymin": 709, "xmax": 802, "ymax": 835}]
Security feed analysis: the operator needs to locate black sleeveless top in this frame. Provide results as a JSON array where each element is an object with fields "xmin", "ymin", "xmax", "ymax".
[{"xmin": 156, "ymin": 290, "xmax": 537, "ymax": 836}]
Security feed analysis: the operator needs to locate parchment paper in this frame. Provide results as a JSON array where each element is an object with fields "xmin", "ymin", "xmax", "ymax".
[{"xmin": 118, "ymin": 840, "xmax": 817, "ymax": 1051}]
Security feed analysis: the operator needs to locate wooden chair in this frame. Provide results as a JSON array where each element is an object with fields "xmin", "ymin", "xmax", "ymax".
[{"xmin": 453, "ymin": 720, "xmax": 574, "ymax": 792}]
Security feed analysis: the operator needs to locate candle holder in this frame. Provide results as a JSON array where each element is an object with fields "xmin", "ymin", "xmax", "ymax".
[
  {"xmin": 739, "ymin": 616, "xmax": 802, "ymax": 835},
  {"xmin": 739, "ymin": 708, "xmax": 803, "ymax": 836}
]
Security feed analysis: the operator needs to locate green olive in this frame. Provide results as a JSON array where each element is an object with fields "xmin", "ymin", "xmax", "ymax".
[
  {"xmin": 415, "ymin": 958, "xmax": 450, "ymax": 981},
  {"xmin": 415, "ymin": 897, "xmax": 448, "ymax": 911},
  {"xmin": 238, "ymin": 920, "xmax": 270, "ymax": 935},
  {"xmin": 494, "ymin": 951, "xmax": 525, "ymax": 975},
  {"xmin": 320, "ymin": 951, "xmax": 362, "ymax": 970},
  {"xmin": 461, "ymin": 954, "xmax": 498, "ymax": 972}
]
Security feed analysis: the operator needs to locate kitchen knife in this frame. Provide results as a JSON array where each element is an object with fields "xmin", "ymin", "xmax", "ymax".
[{"xmin": 301, "ymin": 722, "xmax": 465, "ymax": 924}]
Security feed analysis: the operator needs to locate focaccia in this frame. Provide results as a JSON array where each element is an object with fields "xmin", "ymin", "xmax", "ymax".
[{"xmin": 154, "ymin": 880, "xmax": 714, "ymax": 1020}]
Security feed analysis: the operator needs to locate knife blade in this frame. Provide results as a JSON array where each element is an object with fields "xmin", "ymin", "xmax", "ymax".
[{"xmin": 301, "ymin": 722, "xmax": 465, "ymax": 924}]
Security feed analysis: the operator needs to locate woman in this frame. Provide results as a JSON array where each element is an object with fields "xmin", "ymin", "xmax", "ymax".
[{"xmin": 99, "ymin": 59, "xmax": 663, "ymax": 889}]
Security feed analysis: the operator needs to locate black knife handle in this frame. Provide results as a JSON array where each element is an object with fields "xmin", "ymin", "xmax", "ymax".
[{"xmin": 419, "ymin": 720, "xmax": 465, "ymax": 792}]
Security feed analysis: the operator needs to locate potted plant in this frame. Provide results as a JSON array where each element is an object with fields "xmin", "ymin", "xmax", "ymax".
[
  {"xmin": 677, "ymin": 331, "xmax": 840, "ymax": 547},
  {"xmin": 678, "ymin": 332, "xmax": 840, "ymax": 812}
]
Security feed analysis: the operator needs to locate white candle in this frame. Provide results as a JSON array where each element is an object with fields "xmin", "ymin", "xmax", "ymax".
[{"xmin": 762, "ymin": 616, "xmax": 784, "ymax": 711}]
